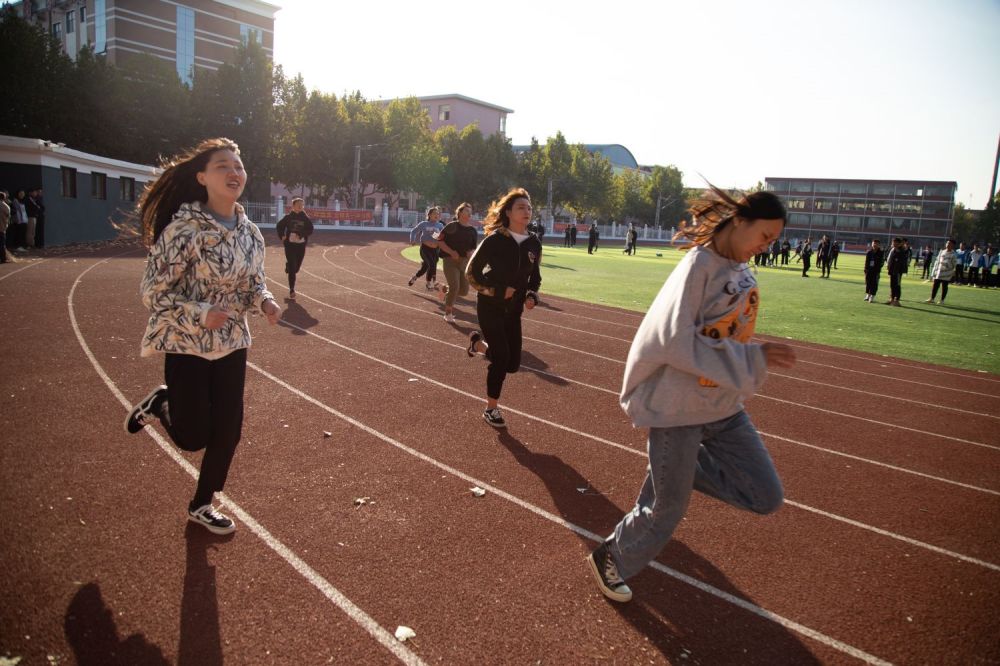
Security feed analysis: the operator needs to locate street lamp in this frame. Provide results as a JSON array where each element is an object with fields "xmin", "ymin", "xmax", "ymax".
[{"xmin": 654, "ymin": 191, "xmax": 678, "ymax": 229}]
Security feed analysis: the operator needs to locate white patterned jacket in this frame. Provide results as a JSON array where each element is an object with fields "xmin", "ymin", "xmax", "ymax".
[{"xmin": 140, "ymin": 201, "xmax": 274, "ymax": 359}]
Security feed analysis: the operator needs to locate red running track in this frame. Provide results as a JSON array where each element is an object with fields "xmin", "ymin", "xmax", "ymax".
[{"xmin": 1, "ymin": 232, "xmax": 998, "ymax": 665}]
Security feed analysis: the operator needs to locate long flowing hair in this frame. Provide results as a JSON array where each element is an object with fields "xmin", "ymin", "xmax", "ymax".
[
  {"xmin": 138, "ymin": 138, "xmax": 240, "ymax": 246},
  {"xmin": 482, "ymin": 188, "xmax": 530, "ymax": 236},
  {"xmin": 453, "ymin": 202, "xmax": 473, "ymax": 221},
  {"xmin": 675, "ymin": 183, "xmax": 786, "ymax": 247}
]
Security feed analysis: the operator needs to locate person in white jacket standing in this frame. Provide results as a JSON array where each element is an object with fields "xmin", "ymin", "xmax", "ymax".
[
  {"xmin": 586, "ymin": 185, "xmax": 797, "ymax": 603},
  {"xmin": 925, "ymin": 239, "xmax": 958, "ymax": 304}
]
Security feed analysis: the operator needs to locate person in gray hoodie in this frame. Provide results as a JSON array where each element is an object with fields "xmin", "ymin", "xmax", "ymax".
[{"xmin": 586, "ymin": 185, "xmax": 797, "ymax": 603}]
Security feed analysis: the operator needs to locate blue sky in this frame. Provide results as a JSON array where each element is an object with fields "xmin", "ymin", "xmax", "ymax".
[{"xmin": 273, "ymin": 0, "xmax": 1000, "ymax": 207}]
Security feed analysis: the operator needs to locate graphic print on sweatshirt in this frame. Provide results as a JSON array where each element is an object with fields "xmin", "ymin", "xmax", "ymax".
[{"xmin": 698, "ymin": 279, "xmax": 759, "ymax": 388}]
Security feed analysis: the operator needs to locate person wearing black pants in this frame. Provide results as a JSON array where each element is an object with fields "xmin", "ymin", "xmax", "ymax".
[
  {"xmin": 800, "ymin": 238, "xmax": 812, "ymax": 277},
  {"xmin": 863, "ymin": 239, "xmax": 884, "ymax": 302},
  {"xmin": 276, "ymin": 197, "xmax": 314, "ymax": 299},
  {"xmin": 885, "ymin": 236, "xmax": 906, "ymax": 306},
  {"xmin": 123, "ymin": 138, "xmax": 281, "ymax": 535},
  {"xmin": 466, "ymin": 188, "xmax": 542, "ymax": 429},
  {"xmin": 408, "ymin": 207, "xmax": 443, "ymax": 289}
]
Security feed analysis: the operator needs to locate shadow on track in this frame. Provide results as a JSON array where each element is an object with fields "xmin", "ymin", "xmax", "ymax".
[
  {"xmin": 65, "ymin": 582, "xmax": 169, "ymax": 665},
  {"xmin": 178, "ymin": 523, "xmax": 233, "ymax": 666},
  {"xmin": 495, "ymin": 431, "xmax": 821, "ymax": 664},
  {"xmin": 280, "ymin": 299, "xmax": 319, "ymax": 336}
]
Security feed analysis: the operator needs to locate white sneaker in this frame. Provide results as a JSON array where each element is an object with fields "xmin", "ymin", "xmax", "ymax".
[{"xmin": 444, "ymin": 312, "xmax": 455, "ymax": 323}]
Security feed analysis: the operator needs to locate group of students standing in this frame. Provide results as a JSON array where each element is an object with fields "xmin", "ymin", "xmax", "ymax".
[
  {"xmin": 120, "ymin": 137, "xmax": 797, "ymax": 610},
  {"xmin": 863, "ymin": 236, "xmax": 965, "ymax": 305},
  {"xmin": 0, "ymin": 188, "xmax": 45, "ymax": 260}
]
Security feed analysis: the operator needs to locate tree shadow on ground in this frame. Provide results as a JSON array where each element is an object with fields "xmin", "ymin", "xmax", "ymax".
[
  {"xmin": 280, "ymin": 299, "xmax": 320, "ymax": 335},
  {"xmin": 65, "ymin": 582, "xmax": 169, "ymax": 665},
  {"xmin": 495, "ymin": 431, "xmax": 821, "ymax": 664},
  {"xmin": 177, "ymin": 523, "xmax": 233, "ymax": 666}
]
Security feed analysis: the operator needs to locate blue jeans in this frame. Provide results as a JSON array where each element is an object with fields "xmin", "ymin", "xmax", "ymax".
[{"xmin": 608, "ymin": 411, "xmax": 783, "ymax": 580}]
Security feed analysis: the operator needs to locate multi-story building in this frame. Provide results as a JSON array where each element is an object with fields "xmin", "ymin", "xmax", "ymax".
[
  {"xmin": 10, "ymin": 0, "xmax": 279, "ymax": 85},
  {"xmin": 765, "ymin": 177, "xmax": 956, "ymax": 250}
]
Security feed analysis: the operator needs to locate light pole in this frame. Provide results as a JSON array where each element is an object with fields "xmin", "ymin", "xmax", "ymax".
[
  {"xmin": 352, "ymin": 143, "xmax": 384, "ymax": 209},
  {"xmin": 654, "ymin": 191, "xmax": 678, "ymax": 229}
]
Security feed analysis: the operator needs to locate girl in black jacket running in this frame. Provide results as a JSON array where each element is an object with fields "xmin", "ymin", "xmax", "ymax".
[{"xmin": 465, "ymin": 188, "xmax": 542, "ymax": 428}]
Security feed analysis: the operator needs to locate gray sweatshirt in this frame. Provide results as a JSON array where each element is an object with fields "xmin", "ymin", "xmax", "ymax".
[{"xmin": 620, "ymin": 244, "xmax": 768, "ymax": 428}]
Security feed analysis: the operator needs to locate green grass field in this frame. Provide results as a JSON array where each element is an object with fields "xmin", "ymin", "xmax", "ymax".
[{"xmin": 403, "ymin": 242, "xmax": 1000, "ymax": 374}]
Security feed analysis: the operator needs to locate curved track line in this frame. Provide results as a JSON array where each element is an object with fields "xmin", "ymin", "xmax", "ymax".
[
  {"xmin": 249, "ymin": 360, "xmax": 893, "ymax": 666},
  {"xmin": 0, "ymin": 258, "xmax": 48, "ymax": 281},
  {"xmin": 68, "ymin": 256, "xmax": 425, "ymax": 666},
  {"xmin": 789, "ymin": 359, "xmax": 1000, "ymax": 398},
  {"xmin": 291, "ymin": 267, "xmax": 998, "ymax": 448},
  {"xmin": 322, "ymin": 249, "xmax": 635, "ymax": 343},
  {"xmin": 269, "ymin": 308, "xmax": 1000, "ymax": 573}
]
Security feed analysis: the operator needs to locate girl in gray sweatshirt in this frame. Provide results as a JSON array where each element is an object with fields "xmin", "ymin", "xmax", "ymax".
[{"xmin": 587, "ymin": 186, "xmax": 797, "ymax": 603}]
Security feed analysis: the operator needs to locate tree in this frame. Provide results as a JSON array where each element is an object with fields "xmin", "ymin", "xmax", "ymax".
[
  {"xmin": 612, "ymin": 168, "xmax": 651, "ymax": 224},
  {"xmin": 570, "ymin": 146, "xmax": 614, "ymax": 219},
  {"xmin": 341, "ymin": 92, "xmax": 387, "ymax": 207},
  {"xmin": 545, "ymin": 131, "xmax": 575, "ymax": 213},
  {"xmin": 380, "ymin": 97, "xmax": 446, "ymax": 208},
  {"xmin": 645, "ymin": 165, "xmax": 686, "ymax": 229},
  {"xmin": 270, "ymin": 72, "xmax": 309, "ymax": 192},
  {"xmin": 437, "ymin": 124, "xmax": 518, "ymax": 209},
  {"xmin": 516, "ymin": 138, "xmax": 549, "ymax": 208}
]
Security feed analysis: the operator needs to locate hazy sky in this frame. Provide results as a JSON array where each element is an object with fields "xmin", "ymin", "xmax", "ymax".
[{"xmin": 272, "ymin": 0, "xmax": 1000, "ymax": 207}]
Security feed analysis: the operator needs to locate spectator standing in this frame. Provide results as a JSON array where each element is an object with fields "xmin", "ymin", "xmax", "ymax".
[
  {"xmin": 24, "ymin": 188, "xmax": 41, "ymax": 249},
  {"xmin": 11, "ymin": 190, "xmax": 27, "ymax": 251},
  {"xmin": 816, "ymin": 234, "xmax": 832, "ymax": 278},
  {"xmin": 780, "ymin": 238, "xmax": 791, "ymax": 265},
  {"xmin": 919, "ymin": 245, "xmax": 933, "ymax": 280},
  {"xmin": 954, "ymin": 242, "xmax": 967, "ymax": 284},
  {"xmin": 831, "ymin": 241, "xmax": 840, "ymax": 269},
  {"xmin": 863, "ymin": 239, "xmax": 884, "ymax": 302},
  {"xmin": 966, "ymin": 244, "xmax": 983, "ymax": 288},
  {"xmin": 588, "ymin": 223, "xmax": 599, "ymax": 254},
  {"xmin": 570, "ymin": 221, "xmax": 578, "ymax": 247},
  {"xmin": 275, "ymin": 197, "xmax": 314, "ymax": 300},
  {"xmin": 800, "ymin": 238, "xmax": 813, "ymax": 277},
  {"xmin": 0, "ymin": 191, "xmax": 9, "ymax": 262},
  {"xmin": 122, "ymin": 137, "xmax": 281, "ymax": 535},
  {"xmin": 885, "ymin": 236, "xmax": 907, "ymax": 306},
  {"xmin": 925, "ymin": 239, "xmax": 957, "ymax": 304}
]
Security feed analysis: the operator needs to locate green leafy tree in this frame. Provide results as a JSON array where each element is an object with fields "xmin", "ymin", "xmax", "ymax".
[
  {"xmin": 516, "ymin": 138, "xmax": 549, "ymax": 207},
  {"xmin": 570, "ymin": 146, "xmax": 614, "ymax": 219},
  {"xmin": 612, "ymin": 168, "xmax": 651, "ymax": 224},
  {"xmin": 545, "ymin": 131, "xmax": 575, "ymax": 213},
  {"xmin": 341, "ymin": 92, "xmax": 387, "ymax": 207},
  {"xmin": 270, "ymin": 71, "xmax": 309, "ymax": 192},
  {"xmin": 437, "ymin": 124, "xmax": 517, "ymax": 209},
  {"xmin": 645, "ymin": 165, "xmax": 686, "ymax": 229},
  {"xmin": 380, "ymin": 97, "xmax": 445, "ymax": 208}
]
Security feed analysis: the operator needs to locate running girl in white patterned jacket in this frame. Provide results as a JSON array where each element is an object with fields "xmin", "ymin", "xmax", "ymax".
[
  {"xmin": 124, "ymin": 138, "xmax": 281, "ymax": 536},
  {"xmin": 587, "ymin": 185, "xmax": 796, "ymax": 603}
]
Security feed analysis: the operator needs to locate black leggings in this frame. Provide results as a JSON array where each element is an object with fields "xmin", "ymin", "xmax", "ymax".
[
  {"xmin": 164, "ymin": 349, "xmax": 247, "ymax": 509},
  {"xmin": 930, "ymin": 279, "xmax": 949, "ymax": 302},
  {"xmin": 477, "ymin": 300, "xmax": 523, "ymax": 400},
  {"xmin": 284, "ymin": 242, "xmax": 307, "ymax": 291},
  {"xmin": 413, "ymin": 244, "xmax": 439, "ymax": 282}
]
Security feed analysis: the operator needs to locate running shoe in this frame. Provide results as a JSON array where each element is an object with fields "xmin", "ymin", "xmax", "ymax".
[
  {"xmin": 587, "ymin": 542, "xmax": 632, "ymax": 603},
  {"xmin": 188, "ymin": 504, "xmax": 236, "ymax": 535},
  {"xmin": 124, "ymin": 386, "xmax": 167, "ymax": 434}
]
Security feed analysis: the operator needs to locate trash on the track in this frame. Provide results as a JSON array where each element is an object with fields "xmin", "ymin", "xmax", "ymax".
[
  {"xmin": 353, "ymin": 497, "xmax": 372, "ymax": 508},
  {"xmin": 470, "ymin": 487, "xmax": 486, "ymax": 497},
  {"xmin": 323, "ymin": 431, "xmax": 332, "ymax": 438},
  {"xmin": 407, "ymin": 378, "xmax": 419, "ymax": 382},
  {"xmin": 394, "ymin": 626, "xmax": 416, "ymax": 642},
  {"xmin": 577, "ymin": 487, "xmax": 588, "ymax": 494}
]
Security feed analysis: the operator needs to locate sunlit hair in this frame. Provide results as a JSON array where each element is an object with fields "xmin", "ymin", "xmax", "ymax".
[
  {"xmin": 454, "ymin": 202, "xmax": 473, "ymax": 220},
  {"xmin": 675, "ymin": 182, "xmax": 786, "ymax": 247},
  {"xmin": 483, "ymin": 188, "xmax": 531, "ymax": 236},
  {"xmin": 426, "ymin": 206, "xmax": 441, "ymax": 218},
  {"xmin": 138, "ymin": 138, "xmax": 241, "ymax": 246},
  {"xmin": 291, "ymin": 197, "xmax": 304, "ymax": 205}
]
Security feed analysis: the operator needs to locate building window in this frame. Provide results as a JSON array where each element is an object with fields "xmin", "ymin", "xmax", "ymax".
[
  {"xmin": 789, "ymin": 213, "xmax": 810, "ymax": 227},
  {"xmin": 66, "ymin": 10, "xmax": 75, "ymax": 33},
  {"xmin": 240, "ymin": 24, "xmax": 261, "ymax": 43},
  {"xmin": 438, "ymin": 104, "xmax": 450, "ymax": 121},
  {"xmin": 840, "ymin": 183, "xmax": 867, "ymax": 196},
  {"xmin": 814, "ymin": 198, "xmax": 835, "ymax": 211},
  {"xmin": 91, "ymin": 172, "xmax": 107, "ymax": 199},
  {"xmin": 120, "ymin": 177, "xmax": 135, "ymax": 202},
  {"xmin": 95, "ymin": 0, "xmax": 106, "ymax": 52},
  {"xmin": 837, "ymin": 215, "xmax": 862, "ymax": 230},
  {"xmin": 840, "ymin": 201, "xmax": 866, "ymax": 212},
  {"xmin": 789, "ymin": 180, "xmax": 813, "ymax": 193},
  {"xmin": 80, "ymin": 6, "xmax": 86, "ymax": 24},
  {"xmin": 499, "ymin": 115, "xmax": 506, "ymax": 134},
  {"xmin": 61, "ymin": 167, "xmax": 77, "ymax": 198},
  {"xmin": 894, "ymin": 202, "xmax": 922, "ymax": 215},
  {"xmin": 786, "ymin": 198, "xmax": 808, "ymax": 210},
  {"xmin": 52, "ymin": 22, "xmax": 62, "ymax": 39},
  {"xmin": 176, "ymin": 6, "xmax": 195, "ymax": 86},
  {"xmin": 923, "ymin": 185, "xmax": 952, "ymax": 198},
  {"xmin": 767, "ymin": 180, "xmax": 789, "ymax": 193},
  {"xmin": 870, "ymin": 183, "xmax": 894, "ymax": 196},
  {"xmin": 814, "ymin": 182, "xmax": 839, "ymax": 194}
]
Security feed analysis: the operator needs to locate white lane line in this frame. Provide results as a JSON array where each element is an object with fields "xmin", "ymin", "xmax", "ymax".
[
  {"xmin": 68, "ymin": 257, "xmax": 425, "ymax": 666},
  {"xmin": 767, "ymin": 372, "xmax": 1000, "ymax": 420},
  {"xmin": 321, "ymin": 249, "xmax": 635, "ymax": 344},
  {"xmin": 289, "ymin": 269, "xmax": 999, "ymax": 447},
  {"xmin": 372, "ymin": 245, "xmax": 646, "ymax": 327},
  {"xmin": 789, "ymin": 359, "xmax": 999, "ymax": 399},
  {"xmin": 268, "ymin": 309, "xmax": 1000, "ymax": 573},
  {"xmin": 0, "ymin": 258, "xmax": 48, "ymax": 281},
  {"xmin": 248, "ymin": 360, "xmax": 894, "ymax": 666}
]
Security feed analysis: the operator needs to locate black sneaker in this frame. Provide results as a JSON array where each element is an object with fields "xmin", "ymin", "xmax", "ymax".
[
  {"xmin": 587, "ymin": 542, "xmax": 632, "ymax": 602},
  {"xmin": 467, "ymin": 330, "xmax": 482, "ymax": 358},
  {"xmin": 124, "ymin": 386, "xmax": 167, "ymax": 434},
  {"xmin": 187, "ymin": 504, "xmax": 236, "ymax": 535},
  {"xmin": 483, "ymin": 407, "xmax": 506, "ymax": 428},
  {"xmin": 408, "ymin": 276, "xmax": 416, "ymax": 286}
]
